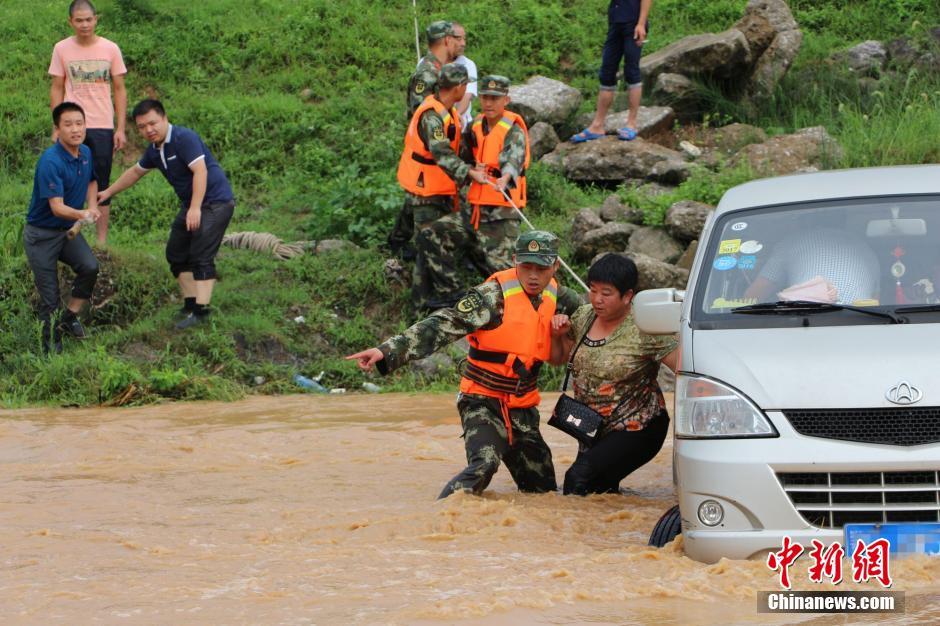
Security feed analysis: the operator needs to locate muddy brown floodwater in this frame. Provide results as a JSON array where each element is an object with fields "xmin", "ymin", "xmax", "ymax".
[{"xmin": 1, "ymin": 393, "xmax": 939, "ymax": 625}]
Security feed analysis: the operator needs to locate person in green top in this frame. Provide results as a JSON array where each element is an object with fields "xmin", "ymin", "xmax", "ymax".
[{"xmin": 550, "ymin": 253, "xmax": 678, "ymax": 495}]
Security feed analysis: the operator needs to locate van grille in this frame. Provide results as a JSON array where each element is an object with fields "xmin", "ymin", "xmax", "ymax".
[
  {"xmin": 783, "ymin": 407, "xmax": 940, "ymax": 446},
  {"xmin": 777, "ymin": 471, "xmax": 940, "ymax": 529}
]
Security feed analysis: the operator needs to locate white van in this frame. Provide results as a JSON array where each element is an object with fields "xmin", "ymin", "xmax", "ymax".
[{"xmin": 634, "ymin": 165, "xmax": 940, "ymax": 563}]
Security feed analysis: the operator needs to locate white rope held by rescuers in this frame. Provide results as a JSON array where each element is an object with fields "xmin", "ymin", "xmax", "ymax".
[{"xmin": 485, "ymin": 180, "xmax": 590, "ymax": 292}]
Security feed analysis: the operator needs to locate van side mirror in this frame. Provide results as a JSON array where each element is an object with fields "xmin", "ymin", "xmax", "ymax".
[{"xmin": 633, "ymin": 288, "xmax": 684, "ymax": 334}]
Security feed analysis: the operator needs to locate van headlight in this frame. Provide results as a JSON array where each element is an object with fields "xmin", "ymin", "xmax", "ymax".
[{"xmin": 675, "ymin": 375, "xmax": 777, "ymax": 438}]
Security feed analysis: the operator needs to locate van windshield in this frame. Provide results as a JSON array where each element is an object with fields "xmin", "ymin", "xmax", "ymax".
[{"xmin": 692, "ymin": 195, "xmax": 940, "ymax": 328}]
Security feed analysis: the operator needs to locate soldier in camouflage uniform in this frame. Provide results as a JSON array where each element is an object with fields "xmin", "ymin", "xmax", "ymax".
[
  {"xmin": 348, "ymin": 232, "xmax": 583, "ymax": 499},
  {"xmin": 461, "ymin": 76, "xmax": 530, "ymax": 272},
  {"xmin": 397, "ymin": 63, "xmax": 490, "ymax": 313},
  {"xmin": 389, "ymin": 20, "xmax": 460, "ymax": 259}
]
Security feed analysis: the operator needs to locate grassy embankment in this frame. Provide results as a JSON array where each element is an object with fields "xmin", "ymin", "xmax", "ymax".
[{"xmin": 1, "ymin": 0, "xmax": 937, "ymax": 407}]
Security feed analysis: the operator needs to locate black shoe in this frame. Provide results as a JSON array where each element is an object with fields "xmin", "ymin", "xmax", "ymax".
[
  {"xmin": 175, "ymin": 312, "xmax": 208, "ymax": 330},
  {"xmin": 174, "ymin": 306, "xmax": 193, "ymax": 322},
  {"xmin": 58, "ymin": 313, "xmax": 86, "ymax": 339}
]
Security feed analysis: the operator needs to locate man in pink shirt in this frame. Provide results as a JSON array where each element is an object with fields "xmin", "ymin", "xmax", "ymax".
[{"xmin": 49, "ymin": 0, "xmax": 127, "ymax": 245}]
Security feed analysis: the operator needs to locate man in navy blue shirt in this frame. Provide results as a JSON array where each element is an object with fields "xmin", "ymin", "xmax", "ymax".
[
  {"xmin": 100, "ymin": 99, "xmax": 235, "ymax": 329},
  {"xmin": 571, "ymin": 0, "xmax": 652, "ymax": 144},
  {"xmin": 24, "ymin": 101, "xmax": 101, "ymax": 354}
]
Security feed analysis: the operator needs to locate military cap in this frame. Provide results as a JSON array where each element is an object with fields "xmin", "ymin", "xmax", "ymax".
[
  {"xmin": 438, "ymin": 63, "xmax": 469, "ymax": 88},
  {"xmin": 426, "ymin": 20, "xmax": 455, "ymax": 43},
  {"xmin": 514, "ymin": 231, "xmax": 559, "ymax": 266},
  {"xmin": 478, "ymin": 75, "xmax": 511, "ymax": 96}
]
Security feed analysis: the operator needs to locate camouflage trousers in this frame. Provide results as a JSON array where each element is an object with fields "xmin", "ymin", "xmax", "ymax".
[
  {"xmin": 412, "ymin": 195, "xmax": 489, "ymax": 311},
  {"xmin": 387, "ymin": 199, "xmax": 415, "ymax": 258},
  {"xmin": 438, "ymin": 393, "xmax": 557, "ymax": 498},
  {"xmin": 475, "ymin": 205, "xmax": 521, "ymax": 272}
]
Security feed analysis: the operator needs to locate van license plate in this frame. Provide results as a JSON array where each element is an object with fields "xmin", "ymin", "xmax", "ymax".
[{"xmin": 844, "ymin": 522, "xmax": 940, "ymax": 557}]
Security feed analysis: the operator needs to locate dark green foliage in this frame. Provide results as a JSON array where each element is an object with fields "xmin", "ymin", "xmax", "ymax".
[{"xmin": 1, "ymin": 0, "xmax": 937, "ymax": 405}]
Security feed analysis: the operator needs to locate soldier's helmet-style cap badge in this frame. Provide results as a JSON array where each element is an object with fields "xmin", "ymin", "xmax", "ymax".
[
  {"xmin": 478, "ymin": 75, "xmax": 511, "ymax": 96},
  {"xmin": 514, "ymin": 230, "xmax": 559, "ymax": 267}
]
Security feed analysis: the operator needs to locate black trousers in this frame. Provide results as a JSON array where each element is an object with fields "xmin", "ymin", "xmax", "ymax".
[
  {"xmin": 165, "ymin": 200, "xmax": 234, "ymax": 280},
  {"xmin": 23, "ymin": 224, "xmax": 99, "ymax": 320},
  {"xmin": 84, "ymin": 128, "xmax": 114, "ymax": 205},
  {"xmin": 563, "ymin": 410, "xmax": 670, "ymax": 495}
]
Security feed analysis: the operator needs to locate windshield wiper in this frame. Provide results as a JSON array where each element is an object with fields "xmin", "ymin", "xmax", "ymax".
[
  {"xmin": 894, "ymin": 304, "xmax": 940, "ymax": 314},
  {"xmin": 731, "ymin": 300, "xmax": 903, "ymax": 324}
]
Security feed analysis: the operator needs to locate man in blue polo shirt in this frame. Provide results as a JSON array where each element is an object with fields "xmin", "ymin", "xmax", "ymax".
[
  {"xmin": 24, "ymin": 101, "xmax": 101, "ymax": 354},
  {"xmin": 100, "ymin": 99, "xmax": 235, "ymax": 329}
]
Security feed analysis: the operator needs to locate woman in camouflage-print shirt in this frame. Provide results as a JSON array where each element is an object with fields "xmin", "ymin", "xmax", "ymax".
[{"xmin": 551, "ymin": 254, "xmax": 677, "ymax": 495}]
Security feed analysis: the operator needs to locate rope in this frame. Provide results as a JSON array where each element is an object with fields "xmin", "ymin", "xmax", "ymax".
[{"xmin": 222, "ymin": 231, "xmax": 309, "ymax": 260}]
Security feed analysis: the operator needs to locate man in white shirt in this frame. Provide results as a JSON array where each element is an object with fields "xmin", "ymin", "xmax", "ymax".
[{"xmin": 451, "ymin": 23, "xmax": 477, "ymax": 128}]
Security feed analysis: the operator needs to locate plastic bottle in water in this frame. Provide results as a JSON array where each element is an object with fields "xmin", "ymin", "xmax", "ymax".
[
  {"xmin": 362, "ymin": 382, "xmax": 381, "ymax": 393},
  {"xmin": 293, "ymin": 373, "xmax": 327, "ymax": 393}
]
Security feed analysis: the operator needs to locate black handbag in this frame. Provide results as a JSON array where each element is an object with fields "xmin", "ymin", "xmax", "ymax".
[{"xmin": 548, "ymin": 316, "xmax": 605, "ymax": 445}]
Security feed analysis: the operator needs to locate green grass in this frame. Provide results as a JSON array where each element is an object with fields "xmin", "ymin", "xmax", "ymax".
[{"xmin": 1, "ymin": 0, "xmax": 937, "ymax": 406}]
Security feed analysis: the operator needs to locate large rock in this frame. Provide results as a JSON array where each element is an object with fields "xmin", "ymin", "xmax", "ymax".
[
  {"xmin": 315, "ymin": 239, "xmax": 360, "ymax": 255},
  {"xmin": 625, "ymin": 252, "xmax": 690, "ymax": 292},
  {"xmin": 547, "ymin": 137, "xmax": 687, "ymax": 183},
  {"xmin": 675, "ymin": 240, "xmax": 698, "ymax": 271},
  {"xmin": 599, "ymin": 194, "xmax": 644, "ymax": 225},
  {"xmin": 627, "ymin": 227, "xmax": 685, "ymax": 264},
  {"xmin": 648, "ymin": 158, "xmax": 691, "ymax": 185},
  {"xmin": 508, "ymin": 76, "xmax": 582, "ymax": 127},
  {"xmin": 711, "ymin": 123, "xmax": 768, "ymax": 154},
  {"xmin": 733, "ymin": 0, "xmax": 803, "ymax": 100},
  {"xmin": 411, "ymin": 353, "xmax": 454, "ymax": 380},
  {"xmin": 641, "ymin": 29, "xmax": 751, "ymax": 84},
  {"xmin": 844, "ymin": 40, "xmax": 887, "ymax": 75},
  {"xmin": 569, "ymin": 208, "xmax": 605, "ymax": 245},
  {"xmin": 731, "ymin": 126, "xmax": 843, "ymax": 176},
  {"xmin": 574, "ymin": 106, "xmax": 676, "ymax": 139},
  {"xmin": 575, "ymin": 222, "xmax": 637, "ymax": 262},
  {"xmin": 651, "ymin": 73, "xmax": 698, "ymax": 121},
  {"xmin": 665, "ymin": 200, "xmax": 714, "ymax": 242},
  {"xmin": 528, "ymin": 122, "xmax": 560, "ymax": 160}
]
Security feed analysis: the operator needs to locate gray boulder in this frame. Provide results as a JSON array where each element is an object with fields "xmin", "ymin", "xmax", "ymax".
[
  {"xmin": 625, "ymin": 252, "xmax": 690, "ymax": 292},
  {"xmin": 508, "ymin": 75, "xmax": 582, "ymax": 127},
  {"xmin": 652, "ymin": 73, "xmax": 700, "ymax": 122},
  {"xmin": 675, "ymin": 240, "xmax": 699, "ymax": 271},
  {"xmin": 599, "ymin": 194, "xmax": 644, "ymax": 224},
  {"xmin": 574, "ymin": 105, "xmax": 676, "ymax": 139},
  {"xmin": 648, "ymin": 158, "xmax": 692, "ymax": 185},
  {"xmin": 665, "ymin": 200, "xmax": 714, "ymax": 242},
  {"xmin": 411, "ymin": 353, "xmax": 454, "ymax": 380},
  {"xmin": 627, "ymin": 227, "xmax": 685, "ymax": 264},
  {"xmin": 539, "ymin": 150, "xmax": 564, "ymax": 173},
  {"xmin": 548, "ymin": 137, "xmax": 687, "ymax": 183},
  {"xmin": 315, "ymin": 239, "xmax": 361, "ymax": 255},
  {"xmin": 641, "ymin": 29, "xmax": 752, "ymax": 83},
  {"xmin": 844, "ymin": 40, "xmax": 887, "ymax": 75},
  {"xmin": 731, "ymin": 126, "xmax": 844, "ymax": 176},
  {"xmin": 575, "ymin": 223, "xmax": 637, "ymax": 262},
  {"xmin": 733, "ymin": 0, "xmax": 803, "ymax": 100},
  {"xmin": 711, "ymin": 123, "xmax": 768, "ymax": 154},
  {"xmin": 528, "ymin": 121, "xmax": 560, "ymax": 160},
  {"xmin": 569, "ymin": 208, "xmax": 605, "ymax": 245}
]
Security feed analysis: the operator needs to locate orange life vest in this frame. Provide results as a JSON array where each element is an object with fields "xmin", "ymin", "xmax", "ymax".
[
  {"xmin": 397, "ymin": 96, "xmax": 461, "ymax": 197},
  {"xmin": 466, "ymin": 111, "xmax": 530, "ymax": 228},
  {"xmin": 460, "ymin": 268, "xmax": 557, "ymax": 442}
]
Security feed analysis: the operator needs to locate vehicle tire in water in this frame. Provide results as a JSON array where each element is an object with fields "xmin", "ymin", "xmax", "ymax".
[{"xmin": 648, "ymin": 504, "xmax": 682, "ymax": 547}]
